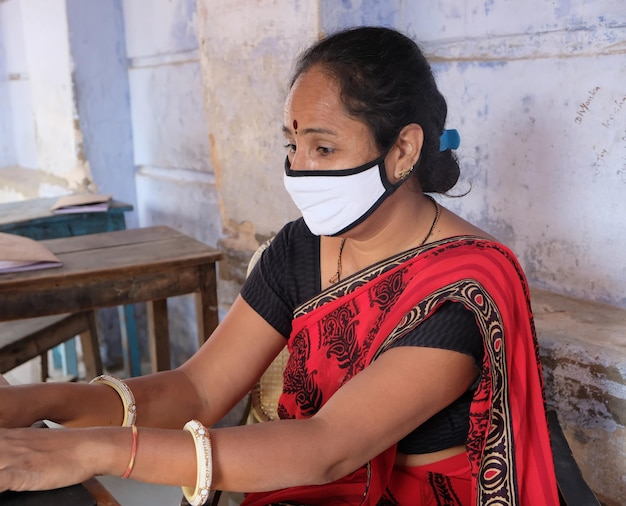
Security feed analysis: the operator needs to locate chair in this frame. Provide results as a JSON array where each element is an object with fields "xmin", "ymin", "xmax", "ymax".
[
  {"xmin": 244, "ymin": 238, "xmax": 287, "ymax": 425},
  {"xmin": 0, "ymin": 312, "xmax": 103, "ymax": 381}
]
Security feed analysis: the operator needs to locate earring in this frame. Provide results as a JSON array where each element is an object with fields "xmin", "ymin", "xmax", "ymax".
[{"xmin": 397, "ymin": 166, "xmax": 414, "ymax": 180}]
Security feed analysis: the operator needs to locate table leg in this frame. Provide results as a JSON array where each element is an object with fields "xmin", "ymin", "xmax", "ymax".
[
  {"xmin": 82, "ymin": 477, "xmax": 122, "ymax": 506},
  {"xmin": 62, "ymin": 339, "xmax": 79, "ymax": 379},
  {"xmin": 194, "ymin": 263, "xmax": 220, "ymax": 347},
  {"xmin": 118, "ymin": 305, "xmax": 142, "ymax": 377},
  {"xmin": 79, "ymin": 311, "xmax": 103, "ymax": 380},
  {"xmin": 147, "ymin": 299, "xmax": 170, "ymax": 372}
]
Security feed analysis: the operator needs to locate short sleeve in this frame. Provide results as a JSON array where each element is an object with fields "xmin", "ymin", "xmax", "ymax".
[
  {"xmin": 385, "ymin": 300, "xmax": 484, "ymax": 366},
  {"xmin": 240, "ymin": 219, "xmax": 320, "ymax": 338}
]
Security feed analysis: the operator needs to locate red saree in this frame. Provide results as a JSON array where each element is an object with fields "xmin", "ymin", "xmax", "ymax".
[{"xmin": 242, "ymin": 237, "xmax": 559, "ymax": 505}]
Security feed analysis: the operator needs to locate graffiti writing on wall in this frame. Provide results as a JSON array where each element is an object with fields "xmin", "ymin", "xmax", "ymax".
[{"xmin": 577, "ymin": 86, "xmax": 626, "ymax": 182}]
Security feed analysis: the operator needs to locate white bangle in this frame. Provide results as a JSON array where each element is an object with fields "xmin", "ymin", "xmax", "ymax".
[
  {"xmin": 90, "ymin": 374, "xmax": 137, "ymax": 427},
  {"xmin": 182, "ymin": 419, "xmax": 213, "ymax": 506}
]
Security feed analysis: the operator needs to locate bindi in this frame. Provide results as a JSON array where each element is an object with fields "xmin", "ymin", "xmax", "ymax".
[{"xmin": 293, "ymin": 119, "xmax": 298, "ymax": 134}]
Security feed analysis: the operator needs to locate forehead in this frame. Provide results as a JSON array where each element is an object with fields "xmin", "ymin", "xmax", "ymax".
[{"xmin": 283, "ymin": 67, "xmax": 348, "ymax": 128}]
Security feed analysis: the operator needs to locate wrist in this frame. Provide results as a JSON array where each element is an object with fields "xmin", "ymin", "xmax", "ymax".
[{"xmin": 84, "ymin": 426, "xmax": 133, "ymax": 477}]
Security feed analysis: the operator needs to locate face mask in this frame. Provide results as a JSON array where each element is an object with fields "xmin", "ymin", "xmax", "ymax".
[{"xmin": 283, "ymin": 152, "xmax": 404, "ymax": 236}]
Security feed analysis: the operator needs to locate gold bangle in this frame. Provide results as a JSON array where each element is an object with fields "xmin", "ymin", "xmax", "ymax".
[
  {"xmin": 122, "ymin": 424, "xmax": 138, "ymax": 479},
  {"xmin": 182, "ymin": 419, "xmax": 212, "ymax": 506},
  {"xmin": 90, "ymin": 374, "xmax": 137, "ymax": 426}
]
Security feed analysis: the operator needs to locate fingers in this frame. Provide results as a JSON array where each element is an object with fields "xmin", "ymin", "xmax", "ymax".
[{"xmin": 0, "ymin": 427, "xmax": 94, "ymax": 493}]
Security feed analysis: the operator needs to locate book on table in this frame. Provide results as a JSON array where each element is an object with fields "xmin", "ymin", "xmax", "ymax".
[
  {"xmin": 0, "ymin": 232, "xmax": 62, "ymax": 273},
  {"xmin": 51, "ymin": 193, "xmax": 112, "ymax": 214}
]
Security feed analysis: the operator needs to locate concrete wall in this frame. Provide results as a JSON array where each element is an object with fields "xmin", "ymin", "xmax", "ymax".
[
  {"xmin": 395, "ymin": 0, "xmax": 626, "ymax": 311},
  {"xmin": 0, "ymin": 0, "xmax": 36, "ymax": 170}
]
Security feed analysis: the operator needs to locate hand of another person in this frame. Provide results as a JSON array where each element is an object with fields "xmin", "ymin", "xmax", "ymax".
[{"xmin": 0, "ymin": 426, "xmax": 112, "ymax": 492}]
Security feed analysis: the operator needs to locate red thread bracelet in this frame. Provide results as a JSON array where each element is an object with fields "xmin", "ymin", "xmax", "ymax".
[{"xmin": 122, "ymin": 424, "xmax": 138, "ymax": 479}]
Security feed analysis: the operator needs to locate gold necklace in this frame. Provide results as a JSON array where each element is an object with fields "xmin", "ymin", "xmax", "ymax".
[{"xmin": 328, "ymin": 195, "xmax": 440, "ymax": 284}]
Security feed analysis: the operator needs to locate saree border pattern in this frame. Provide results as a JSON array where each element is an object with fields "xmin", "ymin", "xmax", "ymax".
[{"xmin": 291, "ymin": 236, "xmax": 521, "ymax": 504}]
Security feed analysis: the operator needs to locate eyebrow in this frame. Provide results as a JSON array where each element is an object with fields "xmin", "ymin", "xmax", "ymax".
[{"xmin": 282, "ymin": 125, "xmax": 338, "ymax": 136}]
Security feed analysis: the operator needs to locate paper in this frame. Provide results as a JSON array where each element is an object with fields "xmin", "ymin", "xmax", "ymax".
[
  {"xmin": 0, "ymin": 232, "xmax": 62, "ymax": 273},
  {"xmin": 51, "ymin": 193, "xmax": 112, "ymax": 214}
]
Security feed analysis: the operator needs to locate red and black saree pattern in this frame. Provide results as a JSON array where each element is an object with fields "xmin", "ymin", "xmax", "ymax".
[{"xmin": 242, "ymin": 237, "xmax": 559, "ymax": 506}]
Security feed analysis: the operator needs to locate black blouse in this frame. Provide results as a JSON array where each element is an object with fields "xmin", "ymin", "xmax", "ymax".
[{"xmin": 241, "ymin": 218, "xmax": 483, "ymax": 453}]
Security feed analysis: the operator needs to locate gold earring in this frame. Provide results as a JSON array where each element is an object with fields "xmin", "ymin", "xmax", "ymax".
[{"xmin": 397, "ymin": 167, "xmax": 414, "ymax": 179}]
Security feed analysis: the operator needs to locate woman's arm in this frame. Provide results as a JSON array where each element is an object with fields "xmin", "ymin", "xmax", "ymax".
[
  {"xmin": 0, "ymin": 340, "xmax": 477, "ymax": 494},
  {"xmin": 0, "ymin": 296, "xmax": 286, "ymax": 430},
  {"xmin": 205, "ymin": 345, "xmax": 478, "ymax": 492}
]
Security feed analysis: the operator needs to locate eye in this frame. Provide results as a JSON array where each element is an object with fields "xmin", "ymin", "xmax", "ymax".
[
  {"xmin": 283, "ymin": 143, "xmax": 296, "ymax": 154},
  {"xmin": 317, "ymin": 146, "xmax": 335, "ymax": 156}
]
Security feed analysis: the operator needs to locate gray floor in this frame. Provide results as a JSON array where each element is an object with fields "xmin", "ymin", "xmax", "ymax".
[
  {"xmin": 97, "ymin": 478, "xmax": 244, "ymax": 505},
  {"xmin": 98, "ymin": 476, "xmax": 183, "ymax": 506}
]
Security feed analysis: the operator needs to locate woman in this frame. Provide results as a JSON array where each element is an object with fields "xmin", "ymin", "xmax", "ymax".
[{"xmin": 0, "ymin": 27, "xmax": 558, "ymax": 505}]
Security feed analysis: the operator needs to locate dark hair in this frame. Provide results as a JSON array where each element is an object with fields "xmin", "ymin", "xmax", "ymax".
[{"xmin": 290, "ymin": 26, "xmax": 460, "ymax": 194}]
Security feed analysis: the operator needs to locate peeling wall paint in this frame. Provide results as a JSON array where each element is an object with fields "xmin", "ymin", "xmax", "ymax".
[
  {"xmin": 196, "ymin": 0, "xmax": 319, "ymax": 237},
  {"xmin": 19, "ymin": 0, "xmax": 89, "ymax": 188}
]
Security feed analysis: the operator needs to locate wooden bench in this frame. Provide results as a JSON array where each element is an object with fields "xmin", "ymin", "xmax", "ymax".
[{"xmin": 0, "ymin": 312, "xmax": 102, "ymax": 381}]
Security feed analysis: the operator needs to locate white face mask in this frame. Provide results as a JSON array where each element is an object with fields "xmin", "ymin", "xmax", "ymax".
[{"xmin": 283, "ymin": 153, "xmax": 405, "ymax": 236}]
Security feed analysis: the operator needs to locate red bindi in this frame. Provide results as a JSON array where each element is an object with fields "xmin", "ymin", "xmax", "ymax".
[{"xmin": 293, "ymin": 119, "xmax": 298, "ymax": 133}]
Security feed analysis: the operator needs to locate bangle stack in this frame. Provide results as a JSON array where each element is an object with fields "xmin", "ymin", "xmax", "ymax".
[
  {"xmin": 90, "ymin": 374, "xmax": 137, "ymax": 427},
  {"xmin": 182, "ymin": 419, "xmax": 213, "ymax": 506}
]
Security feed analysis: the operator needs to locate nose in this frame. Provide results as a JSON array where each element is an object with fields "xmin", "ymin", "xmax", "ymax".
[{"xmin": 289, "ymin": 148, "xmax": 306, "ymax": 171}]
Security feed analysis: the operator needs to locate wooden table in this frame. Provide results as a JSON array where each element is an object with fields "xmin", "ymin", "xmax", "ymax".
[
  {"xmin": 0, "ymin": 197, "xmax": 139, "ymax": 376},
  {"xmin": 0, "ymin": 226, "xmax": 222, "ymax": 372},
  {"xmin": 0, "ymin": 479, "xmax": 120, "ymax": 506}
]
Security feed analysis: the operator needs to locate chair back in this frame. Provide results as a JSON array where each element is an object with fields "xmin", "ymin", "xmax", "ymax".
[{"xmin": 245, "ymin": 238, "xmax": 289, "ymax": 423}]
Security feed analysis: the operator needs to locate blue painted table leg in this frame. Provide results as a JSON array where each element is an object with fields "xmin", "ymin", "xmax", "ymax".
[
  {"xmin": 118, "ymin": 305, "xmax": 141, "ymax": 377},
  {"xmin": 51, "ymin": 342, "xmax": 78, "ymax": 378},
  {"xmin": 62, "ymin": 338, "xmax": 78, "ymax": 379},
  {"xmin": 52, "ymin": 345, "xmax": 63, "ymax": 370}
]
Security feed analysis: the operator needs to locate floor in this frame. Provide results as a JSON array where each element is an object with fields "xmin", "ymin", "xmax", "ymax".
[{"xmin": 97, "ymin": 476, "xmax": 183, "ymax": 506}]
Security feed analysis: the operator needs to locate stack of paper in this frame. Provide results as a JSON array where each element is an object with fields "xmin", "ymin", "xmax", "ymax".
[
  {"xmin": 51, "ymin": 193, "xmax": 112, "ymax": 214},
  {"xmin": 0, "ymin": 232, "xmax": 62, "ymax": 273}
]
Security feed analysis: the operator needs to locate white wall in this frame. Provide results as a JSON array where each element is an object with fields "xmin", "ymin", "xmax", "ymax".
[
  {"xmin": 122, "ymin": 0, "xmax": 219, "ymax": 364},
  {"xmin": 19, "ymin": 0, "xmax": 89, "ymax": 186},
  {"xmin": 0, "ymin": 0, "xmax": 37, "ymax": 168},
  {"xmin": 66, "ymin": 0, "xmax": 137, "ymax": 226},
  {"xmin": 395, "ymin": 0, "xmax": 626, "ymax": 308}
]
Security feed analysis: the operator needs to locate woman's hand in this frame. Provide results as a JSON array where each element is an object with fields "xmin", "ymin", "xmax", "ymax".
[{"xmin": 0, "ymin": 426, "xmax": 124, "ymax": 493}]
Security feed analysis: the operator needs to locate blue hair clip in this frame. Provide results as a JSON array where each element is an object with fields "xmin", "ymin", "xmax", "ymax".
[{"xmin": 439, "ymin": 129, "xmax": 460, "ymax": 152}]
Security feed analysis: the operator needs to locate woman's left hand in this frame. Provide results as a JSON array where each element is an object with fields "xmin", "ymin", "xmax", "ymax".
[{"xmin": 0, "ymin": 426, "xmax": 120, "ymax": 493}]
